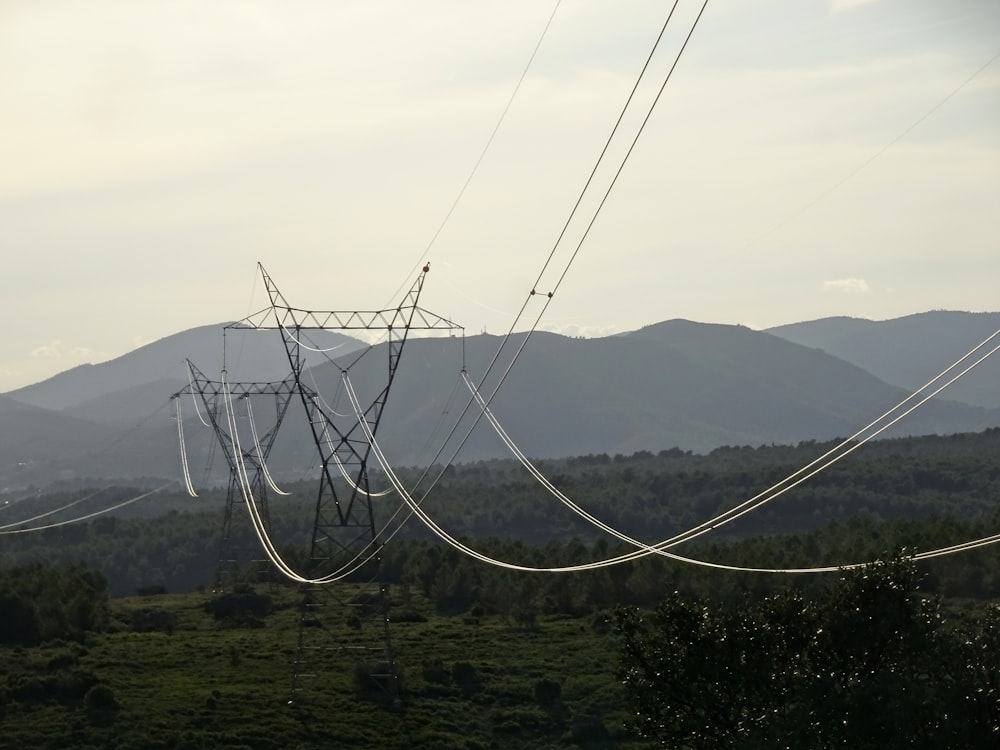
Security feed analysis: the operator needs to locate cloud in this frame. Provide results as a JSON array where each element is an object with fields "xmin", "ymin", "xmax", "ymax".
[
  {"xmin": 826, "ymin": 0, "xmax": 883, "ymax": 13},
  {"xmin": 822, "ymin": 278, "xmax": 871, "ymax": 295},
  {"xmin": 540, "ymin": 323, "xmax": 623, "ymax": 339},
  {"xmin": 30, "ymin": 339, "xmax": 99, "ymax": 360}
]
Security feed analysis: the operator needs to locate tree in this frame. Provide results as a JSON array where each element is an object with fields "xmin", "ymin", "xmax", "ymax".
[
  {"xmin": 0, "ymin": 591, "xmax": 38, "ymax": 644},
  {"xmin": 615, "ymin": 557, "xmax": 1000, "ymax": 748}
]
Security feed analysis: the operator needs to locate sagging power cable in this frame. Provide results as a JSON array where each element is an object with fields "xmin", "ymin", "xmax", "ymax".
[
  {"xmin": 244, "ymin": 398, "xmax": 290, "ymax": 496},
  {"xmin": 400, "ymin": 1, "xmax": 705, "ymax": 501},
  {"xmin": 344, "ymin": 324, "xmax": 1000, "ymax": 576},
  {"xmin": 0, "ymin": 488, "xmax": 109, "ymax": 531},
  {"xmin": 387, "ymin": 0, "xmax": 566, "ymax": 305},
  {"xmin": 175, "ymin": 398, "xmax": 199, "ymax": 497},
  {"xmin": 462, "ymin": 327, "xmax": 1000, "ymax": 569},
  {"xmin": 0, "ymin": 484, "xmax": 173, "ymax": 535}
]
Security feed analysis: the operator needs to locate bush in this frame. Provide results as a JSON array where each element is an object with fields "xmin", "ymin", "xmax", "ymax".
[
  {"xmin": 394, "ymin": 608, "xmax": 428, "ymax": 623},
  {"xmin": 451, "ymin": 662, "xmax": 483, "ymax": 697},
  {"xmin": 130, "ymin": 608, "xmax": 177, "ymax": 634},
  {"xmin": 534, "ymin": 678, "xmax": 562, "ymax": 707},
  {"xmin": 352, "ymin": 661, "xmax": 402, "ymax": 702},
  {"xmin": 9, "ymin": 676, "xmax": 47, "ymax": 703},
  {"xmin": 84, "ymin": 683, "xmax": 118, "ymax": 712},
  {"xmin": 0, "ymin": 592, "xmax": 39, "ymax": 644},
  {"xmin": 422, "ymin": 658, "xmax": 451, "ymax": 686},
  {"xmin": 205, "ymin": 589, "xmax": 272, "ymax": 626}
]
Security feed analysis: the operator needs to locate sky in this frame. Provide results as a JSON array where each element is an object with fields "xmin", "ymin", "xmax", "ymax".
[{"xmin": 1, "ymin": 0, "xmax": 998, "ymax": 393}]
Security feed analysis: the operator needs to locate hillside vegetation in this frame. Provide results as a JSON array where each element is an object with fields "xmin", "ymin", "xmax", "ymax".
[
  {"xmin": 1, "ymin": 430, "xmax": 999, "ymax": 747},
  {"xmin": 3, "ymin": 428, "xmax": 999, "ymax": 598}
]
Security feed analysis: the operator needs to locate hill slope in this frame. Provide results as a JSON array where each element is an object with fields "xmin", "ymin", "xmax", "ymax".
[
  {"xmin": 1, "ymin": 318, "xmax": 998, "ymax": 489},
  {"xmin": 4, "ymin": 322, "xmax": 365, "ymax": 411},
  {"xmin": 768, "ymin": 311, "xmax": 1000, "ymax": 409}
]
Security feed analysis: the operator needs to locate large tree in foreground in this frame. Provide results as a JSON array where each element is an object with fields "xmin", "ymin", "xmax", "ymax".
[{"xmin": 615, "ymin": 557, "xmax": 1000, "ymax": 749}]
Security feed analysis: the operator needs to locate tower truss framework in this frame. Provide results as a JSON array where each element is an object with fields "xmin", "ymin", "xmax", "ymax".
[
  {"xmin": 172, "ymin": 361, "xmax": 298, "ymax": 592},
  {"xmin": 232, "ymin": 263, "xmax": 462, "ymax": 704}
]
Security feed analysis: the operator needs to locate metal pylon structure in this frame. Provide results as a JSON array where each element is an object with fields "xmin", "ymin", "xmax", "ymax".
[
  {"xmin": 172, "ymin": 361, "xmax": 298, "ymax": 592},
  {"xmin": 232, "ymin": 262, "xmax": 462, "ymax": 705}
]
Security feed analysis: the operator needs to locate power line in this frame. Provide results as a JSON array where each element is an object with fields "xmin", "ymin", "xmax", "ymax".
[
  {"xmin": 358, "ymin": 367, "xmax": 1000, "ymax": 574},
  {"xmin": 0, "ymin": 484, "xmax": 172, "ymax": 535},
  {"xmin": 743, "ymin": 47, "xmax": 1000, "ymax": 250},
  {"xmin": 385, "ymin": 0, "xmax": 566, "ymax": 306},
  {"xmin": 403, "ymin": 1, "xmax": 706, "ymax": 499}
]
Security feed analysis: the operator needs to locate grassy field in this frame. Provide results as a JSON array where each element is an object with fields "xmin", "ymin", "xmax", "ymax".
[{"xmin": 0, "ymin": 585, "xmax": 644, "ymax": 749}]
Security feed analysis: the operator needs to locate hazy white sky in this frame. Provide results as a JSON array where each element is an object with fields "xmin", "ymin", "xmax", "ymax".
[{"xmin": 2, "ymin": 0, "xmax": 998, "ymax": 392}]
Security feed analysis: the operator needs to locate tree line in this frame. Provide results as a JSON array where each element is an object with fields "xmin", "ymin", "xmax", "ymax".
[
  {"xmin": 1, "ymin": 428, "xmax": 998, "ymax": 604},
  {"xmin": 0, "ymin": 564, "xmax": 109, "ymax": 645}
]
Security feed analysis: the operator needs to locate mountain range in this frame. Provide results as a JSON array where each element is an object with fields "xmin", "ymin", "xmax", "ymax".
[{"xmin": 1, "ymin": 310, "xmax": 998, "ymax": 492}]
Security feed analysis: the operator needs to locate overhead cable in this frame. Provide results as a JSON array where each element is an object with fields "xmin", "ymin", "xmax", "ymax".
[
  {"xmin": 463, "ymin": 326, "xmax": 1000, "ymax": 555},
  {"xmin": 404, "ymin": 0, "xmax": 702, "ymax": 498},
  {"xmin": 0, "ymin": 488, "xmax": 109, "ymax": 532},
  {"xmin": 175, "ymin": 398, "xmax": 199, "ymax": 498},
  {"xmin": 244, "ymin": 397, "xmax": 290, "ymax": 496},
  {"xmin": 0, "ymin": 484, "xmax": 173, "ymax": 535},
  {"xmin": 386, "ymin": 0, "xmax": 566, "ymax": 304},
  {"xmin": 186, "ymin": 361, "xmax": 211, "ymax": 428},
  {"xmin": 744, "ymin": 47, "xmax": 1000, "ymax": 251},
  {"xmin": 346, "ymin": 362, "xmax": 1000, "ymax": 575}
]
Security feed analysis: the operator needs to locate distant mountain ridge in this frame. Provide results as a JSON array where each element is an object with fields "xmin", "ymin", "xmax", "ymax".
[
  {"xmin": 5, "ymin": 322, "xmax": 365, "ymax": 413},
  {"xmin": 1, "ymin": 311, "xmax": 997, "ymax": 490},
  {"xmin": 767, "ymin": 311, "xmax": 1000, "ymax": 409}
]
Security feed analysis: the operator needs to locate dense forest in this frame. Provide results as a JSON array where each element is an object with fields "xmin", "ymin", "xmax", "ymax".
[
  {"xmin": 1, "ymin": 429, "xmax": 999, "ymax": 747},
  {"xmin": 2, "ymin": 428, "xmax": 999, "ymax": 601}
]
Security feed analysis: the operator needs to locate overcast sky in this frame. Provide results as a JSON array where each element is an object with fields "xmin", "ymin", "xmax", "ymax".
[{"xmin": 2, "ymin": 0, "xmax": 998, "ymax": 393}]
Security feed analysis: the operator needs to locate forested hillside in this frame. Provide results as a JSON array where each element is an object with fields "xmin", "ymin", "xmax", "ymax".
[
  {"xmin": 2, "ymin": 430, "xmax": 999, "ymax": 748},
  {"xmin": 2, "ymin": 428, "xmax": 999, "ymax": 600}
]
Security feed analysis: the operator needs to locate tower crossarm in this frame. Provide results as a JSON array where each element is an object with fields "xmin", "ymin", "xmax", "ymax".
[
  {"xmin": 231, "ymin": 305, "xmax": 461, "ymax": 333},
  {"xmin": 171, "ymin": 359, "xmax": 299, "ymax": 472},
  {"xmin": 228, "ymin": 262, "xmax": 462, "ymax": 334},
  {"xmin": 172, "ymin": 376, "xmax": 298, "ymax": 400}
]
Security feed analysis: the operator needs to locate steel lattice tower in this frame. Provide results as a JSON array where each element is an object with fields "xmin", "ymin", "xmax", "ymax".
[
  {"xmin": 172, "ymin": 361, "xmax": 297, "ymax": 592},
  {"xmin": 232, "ymin": 262, "xmax": 461, "ymax": 705}
]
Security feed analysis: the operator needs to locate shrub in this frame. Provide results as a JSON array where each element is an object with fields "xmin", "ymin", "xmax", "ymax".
[
  {"xmin": 534, "ymin": 678, "xmax": 562, "ymax": 707},
  {"xmin": 84, "ymin": 683, "xmax": 118, "ymax": 712},
  {"xmin": 352, "ymin": 661, "xmax": 402, "ymax": 702},
  {"xmin": 130, "ymin": 608, "xmax": 177, "ymax": 634},
  {"xmin": 10, "ymin": 676, "xmax": 47, "ymax": 703},
  {"xmin": 394, "ymin": 608, "xmax": 427, "ymax": 623},
  {"xmin": 421, "ymin": 658, "xmax": 451, "ymax": 686},
  {"xmin": 0, "ymin": 592, "xmax": 39, "ymax": 644},
  {"xmin": 205, "ymin": 589, "xmax": 272, "ymax": 627},
  {"xmin": 451, "ymin": 661, "xmax": 483, "ymax": 697}
]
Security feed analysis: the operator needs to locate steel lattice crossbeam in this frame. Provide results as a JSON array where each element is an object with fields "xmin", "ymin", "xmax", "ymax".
[{"xmin": 233, "ymin": 304, "xmax": 461, "ymax": 332}]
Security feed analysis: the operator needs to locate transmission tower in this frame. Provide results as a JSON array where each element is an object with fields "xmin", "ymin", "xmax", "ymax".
[
  {"xmin": 172, "ymin": 361, "xmax": 298, "ymax": 592},
  {"xmin": 232, "ymin": 262, "xmax": 462, "ymax": 705}
]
